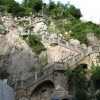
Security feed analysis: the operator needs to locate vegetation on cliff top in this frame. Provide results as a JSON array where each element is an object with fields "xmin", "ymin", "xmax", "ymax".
[{"xmin": 0, "ymin": 0, "xmax": 100, "ymax": 44}]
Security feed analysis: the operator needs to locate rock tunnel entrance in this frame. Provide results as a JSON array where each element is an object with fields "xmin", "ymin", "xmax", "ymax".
[{"xmin": 31, "ymin": 80, "xmax": 54, "ymax": 100}]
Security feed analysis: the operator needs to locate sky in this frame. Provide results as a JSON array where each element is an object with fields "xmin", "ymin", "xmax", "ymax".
[{"xmin": 15, "ymin": 0, "xmax": 100, "ymax": 24}]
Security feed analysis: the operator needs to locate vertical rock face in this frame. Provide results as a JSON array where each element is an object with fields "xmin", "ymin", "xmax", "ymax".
[
  {"xmin": 0, "ymin": 30, "xmax": 37, "ymax": 83},
  {"xmin": 0, "ymin": 16, "xmax": 48, "ymax": 84},
  {"xmin": 87, "ymin": 33, "xmax": 100, "ymax": 46},
  {"xmin": 43, "ymin": 42, "xmax": 78, "ymax": 63},
  {"xmin": 33, "ymin": 22, "xmax": 47, "ymax": 35}
]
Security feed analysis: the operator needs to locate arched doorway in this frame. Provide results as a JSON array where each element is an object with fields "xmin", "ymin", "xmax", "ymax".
[
  {"xmin": 31, "ymin": 80, "xmax": 54, "ymax": 100},
  {"xmin": 80, "ymin": 63, "xmax": 88, "ymax": 69}
]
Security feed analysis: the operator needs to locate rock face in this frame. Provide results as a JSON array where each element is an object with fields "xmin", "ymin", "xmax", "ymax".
[
  {"xmin": 0, "ymin": 29, "xmax": 37, "ymax": 83},
  {"xmin": 33, "ymin": 22, "xmax": 47, "ymax": 35},
  {"xmin": 69, "ymin": 39, "xmax": 80, "ymax": 45},
  {"xmin": 0, "ymin": 15, "xmax": 88, "ymax": 86},
  {"xmin": 87, "ymin": 33, "xmax": 100, "ymax": 46},
  {"xmin": 0, "ymin": 16, "xmax": 48, "ymax": 83},
  {"xmin": 0, "ymin": 15, "xmax": 78, "ymax": 85},
  {"xmin": 43, "ymin": 42, "xmax": 78, "ymax": 63}
]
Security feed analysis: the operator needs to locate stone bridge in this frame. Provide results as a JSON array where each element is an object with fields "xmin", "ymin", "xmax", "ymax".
[{"xmin": 10, "ymin": 45, "xmax": 100, "ymax": 100}]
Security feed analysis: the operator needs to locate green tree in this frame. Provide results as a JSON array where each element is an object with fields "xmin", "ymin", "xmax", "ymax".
[
  {"xmin": 3, "ymin": 0, "xmax": 22, "ymax": 15},
  {"xmin": 96, "ymin": 92, "xmax": 100, "ymax": 100},
  {"xmin": 49, "ymin": 1, "xmax": 56, "ymax": 11},
  {"xmin": 23, "ymin": 0, "xmax": 42, "ymax": 13},
  {"xmin": 0, "ymin": 0, "xmax": 4, "ymax": 5},
  {"xmin": 68, "ymin": 5, "xmax": 82, "ymax": 19}
]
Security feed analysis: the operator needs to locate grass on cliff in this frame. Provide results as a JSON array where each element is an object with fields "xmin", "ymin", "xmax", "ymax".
[
  {"xmin": 54, "ymin": 17, "xmax": 100, "ymax": 45},
  {"xmin": 0, "ymin": 26, "xmax": 6, "ymax": 35},
  {"xmin": 26, "ymin": 35, "xmax": 46, "ymax": 54}
]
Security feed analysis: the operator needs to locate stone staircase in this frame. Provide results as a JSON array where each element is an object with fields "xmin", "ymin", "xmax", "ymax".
[
  {"xmin": 2, "ymin": 15, "xmax": 99, "ymax": 91},
  {"xmin": 42, "ymin": 35, "xmax": 86, "ymax": 53},
  {"xmin": 10, "ymin": 45, "xmax": 100, "ymax": 90}
]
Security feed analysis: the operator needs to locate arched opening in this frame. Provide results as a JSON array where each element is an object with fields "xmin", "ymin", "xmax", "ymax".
[
  {"xmin": 80, "ymin": 63, "xmax": 88, "ymax": 69},
  {"xmin": 62, "ymin": 98, "xmax": 69, "ymax": 100},
  {"xmin": 31, "ymin": 80, "xmax": 54, "ymax": 100}
]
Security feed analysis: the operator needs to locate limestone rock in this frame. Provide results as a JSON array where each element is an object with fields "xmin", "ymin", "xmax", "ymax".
[
  {"xmin": 87, "ymin": 33, "xmax": 99, "ymax": 46},
  {"xmin": 0, "ymin": 30, "xmax": 37, "ymax": 83},
  {"xmin": 34, "ymin": 22, "xmax": 47, "ymax": 35},
  {"xmin": 69, "ymin": 39, "xmax": 80, "ymax": 45}
]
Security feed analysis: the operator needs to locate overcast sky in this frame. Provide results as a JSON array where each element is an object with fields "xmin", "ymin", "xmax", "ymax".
[{"xmin": 15, "ymin": 0, "xmax": 100, "ymax": 24}]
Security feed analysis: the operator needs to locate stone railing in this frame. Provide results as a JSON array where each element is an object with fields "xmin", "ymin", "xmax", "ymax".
[
  {"xmin": 42, "ymin": 35, "xmax": 86, "ymax": 53},
  {"xmin": 14, "ymin": 16, "xmax": 85, "ymax": 53},
  {"xmin": 10, "ymin": 45, "xmax": 100, "ymax": 90},
  {"xmin": 14, "ymin": 17, "xmax": 30, "ymax": 22},
  {"xmin": 15, "ymin": 16, "xmax": 46, "ymax": 25},
  {"xmin": 13, "ymin": 64, "xmax": 55, "ymax": 90},
  {"xmin": 32, "ymin": 18, "xmax": 46, "ymax": 25}
]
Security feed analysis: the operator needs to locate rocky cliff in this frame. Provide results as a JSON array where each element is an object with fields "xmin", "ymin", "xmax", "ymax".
[{"xmin": 0, "ymin": 14, "xmax": 87, "ymax": 84}]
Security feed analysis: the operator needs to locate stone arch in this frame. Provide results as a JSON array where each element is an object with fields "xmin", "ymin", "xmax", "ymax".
[{"xmin": 31, "ymin": 80, "xmax": 54, "ymax": 100}]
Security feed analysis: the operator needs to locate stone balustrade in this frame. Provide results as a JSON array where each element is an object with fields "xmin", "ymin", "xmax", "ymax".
[
  {"xmin": 42, "ymin": 35, "xmax": 86, "ymax": 53},
  {"xmin": 11, "ymin": 45, "xmax": 100, "ymax": 90},
  {"xmin": 15, "ymin": 17, "xmax": 30, "ymax": 22},
  {"xmin": 9, "ymin": 19, "xmax": 100, "ymax": 91},
  {"xmin": 32, "ymin": 18, "xmax": 46, "ymax": 25},
  {"xmin": 14, "ymin": 65, "xmax": 55, "ymax": 89}
]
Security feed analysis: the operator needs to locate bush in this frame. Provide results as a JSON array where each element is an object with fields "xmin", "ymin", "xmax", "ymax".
[
  {"xmin": 90, "ymin": 64, "xmax": 100, "ymax": 88},
  {"xmin": 33, "ymin": 42, "xmax": 46, "ymax": 54},
  {"xmin": 75, "ymin": 90, "xmax": 88, "ymax": 100},
  {"xmin": 27, "ymin": 35, "xmax": 46, "ymax": 54},
  {"xmin": 0, "ymin": 27, "xmax": 6, "ymax": 35},
  {"xmin": 96, "ymin": 92, "xmax": 100, "ymax": 100},
  {"xmin": 65, "ymin": 64, "xmax": 86, "ymax": 90}
]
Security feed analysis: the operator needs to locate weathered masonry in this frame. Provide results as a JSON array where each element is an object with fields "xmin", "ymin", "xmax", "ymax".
[{"xmin": 9, "ymin": 45, "xmax": 100, "ymax": 100}]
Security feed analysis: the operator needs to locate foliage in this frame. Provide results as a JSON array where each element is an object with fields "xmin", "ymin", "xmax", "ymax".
[
  {"xmin": 0, "ymin": 26, "xmax": 6, "ymax": 34},
  {"xmin": 90, "ymin": 63, "xmax": 100, "ymax": 89},
  {"xmin": 0, "ymin": 0, "xmax": 82, "ymax": 19},
  {"xmin": 27, "ymin": 35, "xmax": 46, "ymax": 54},
  {"xmin": 33, "ymin": 42, "xmax": 46, "ymax": 54},
  {"xmin": 90, "ymin": 64, "xmax": 100, "ymax": 80},
  {"xmin": 75, "ymin": 90, "xmax": 88, "ymax": 100},
  {"xmin": 39, "ymin": 56, "xmax": 48, "ymax": 69},
  {"xmin": 65, "ymin": 64, "xmax": 86, "ymax": 90},
  {"xmin": 55, "ymin": 17, "xmax": 100, "ymax": 44},
  {"xmin": 3, "ymin": 0, "xmax": 22, "ymax": 16},
  {"xmin": 0, "ymin": 0, "xmax": 100, "ymax": 44},
  {"xmin": 68, "ymin": 5, "xmax": 82, "ymax": 19},
  {"xmin": 22, "ymin": 0, "xmax": 42, "ymax": 13},
  {"xmin": 96, "ymin": 92, "xmax": 100, "ymax": 100}
]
